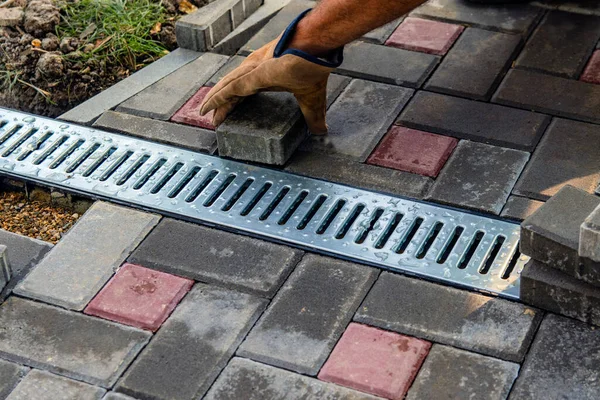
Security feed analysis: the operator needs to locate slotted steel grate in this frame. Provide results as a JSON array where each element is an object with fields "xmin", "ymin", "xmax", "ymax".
[{"xmin": 0, "ymin": 108, "xmax": 527, "ymax": 299}]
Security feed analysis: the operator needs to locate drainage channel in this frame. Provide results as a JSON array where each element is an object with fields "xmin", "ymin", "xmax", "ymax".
[{"xmin": 0, "ymin": 108, "xmax": 526, "ymax": 299}]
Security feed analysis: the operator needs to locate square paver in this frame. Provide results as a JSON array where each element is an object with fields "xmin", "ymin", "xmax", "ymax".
[
  {"xmin": 385, "ymin": 17, "xmax": 464, "ymax": 55},
  {"xmin": 0, "ymin": 359, "xmax": 28, "ymax": 399},
  {"xmin": 318, "ymin": 323, "xmax": 431, "ymax": 399},
  {"xmin": 171, "ymin": 86, "xmax": 216, "ymax": 130},
  {"xmin": 581, "ymin": 50, "xmax": 600, "ymax": 84},
  {"xmin": 501, "ymin": 196, "xmax": 544, "ymax": 222},
  {"xmin": 7, "ymin": 370, "xmax": 106, "ymax": 400},
  {"xmin": 85, "ymin": 263, "xmax": 193, "ymax": 331},
  {"xmin": 367, "ymin": 125, "xmax": 457, "ymax": 178}
]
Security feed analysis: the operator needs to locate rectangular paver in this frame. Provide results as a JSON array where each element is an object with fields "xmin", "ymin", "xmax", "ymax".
[
  {"xmin": 0, "ymin": 359, "xmax": 28, "ymax": 400},
  {"xmin": 129, "ymin": 219, "xmax": 302, "ymax": 298},
  {"xmin": 355, "ymin": 272, "xmax": 542, "ymax": 362},
  {"xmin": 171, "ymin": 86, "xmax": 216, "ymax": 130},
  {"xmin": 0, "ymin": 245, "xmax": 9, "ymax": 293},
  {"xmin": 206, "ymin": 55, "xmax": 246, "ymax": 86},
  {"xmin": 7, "ymin": 370, "xmax": 106, "ymax": 400},
  {"xmin": 0, "ymin": 297, "xmax": 150, "ymax": 387},
  {"xmin": 362, "ymin": 17, "xmax": 403, "ymax": 43},
  {"xmin": 385, "ymin": 17, "xmax": 464, "ymax": 55},
  {"xmin": 397, "ymin": 91, "xmax": 550, "ymax": 151},
  {"xmin": 116, "ymin": 284, "xmax": 267, "ymax": 400},
  {"xmin": 15, "ymin": 201, "xmax": 160, "ymax": 311},
  {"xmin": 238, "ymin": 255, "xmax": 378, "ymax": 375},
  {"xmin": 500, "ymin": 196, "xmax": 544, "ymax": 222},
  {"xmin": 0, "ymin": 229, "xmax": 51, "ymax": 280},
  {"xmin": 581, "ymin": 205, "xmax": 600, "ymax": 263},
  {"xmin": 581, "ymin": 50, "xmax": 600, "ymax": 84}
]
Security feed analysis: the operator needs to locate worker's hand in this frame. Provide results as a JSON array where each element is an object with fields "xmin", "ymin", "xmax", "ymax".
[{"xmin": 199, "ymin": 10, "xmax": 343, "ymax": 135}]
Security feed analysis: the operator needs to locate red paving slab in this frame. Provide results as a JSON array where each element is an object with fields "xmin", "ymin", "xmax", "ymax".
[
  {"xmin": 368, "ymin": 125, "xmax": 458, "ymax": 177},
  {"xmin": 318, "ymin": 323, "xmax": 431, "ymax": 400},
  {"xmin": 85, "ymin": 263, "xmax": 194, "ymax": 331},
  {"xmin": 385, "ymin": 17, "xmax": 464, "ymax": 55},
  {"xmin": 171, "ymin": 86, "xmax": 216, "ymax": 129},
  {"xmin": 581, "ymin": 50, "xmax": 600, "ymax": 85}
]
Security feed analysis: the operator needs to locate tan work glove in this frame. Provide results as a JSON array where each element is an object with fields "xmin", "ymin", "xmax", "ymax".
[{"xmin": 199, "ymin": 9, "xmax": 344, "ymax": 135}]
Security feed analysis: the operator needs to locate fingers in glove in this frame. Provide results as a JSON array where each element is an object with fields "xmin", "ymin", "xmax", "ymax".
[
  {"xmin": 199, "ymin": 63, "xmax": 256, "ymax": 115},
  {"xmin": 295, "ymin": 86, "xmax": 329, "ymax": 135},
  {"xmin": 212, "ymin": 98, "xmax": 241, "ymax": 127}
]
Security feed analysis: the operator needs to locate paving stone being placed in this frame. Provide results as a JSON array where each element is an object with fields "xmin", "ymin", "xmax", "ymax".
[
  {"xmin": 0, "ymin": 359, "xmax": 28, "ymax": 399},
  {"xmin": 398, "ymin": 91, "xmax": 550, "ymax": 151},
  {"xmin": 426, "ymin": 140, "xmax": 529, "ymax": 215},
  {"xmin": 406, "ymin": 345, "xmax": 519, "ymax": 400},
  {"xmin": 425, "ymin": 27, "xmax": 522, "ymax": 100},
  {"xmin": 515, "ymin": 11, "xmax": 600, "ymax": 78},
  {"xmin": 0, "ymin": 297, "xmax": 150, "ymax": 387},
  {"xmin": 335, "ymin": 41, "xmax": 439, "ymax": 88},
  {"xmin": 500, "ymin": 195, "xmax": 545, "ymax": 222},
  {"xmin": 303, "ymin": 79, "xmax": 413, "ymax": 161},
  {"xmin": 59, "ymin": 48, "xmax": 201, "ymax": 125},
  {"xmin": 493, "ymin": 68, "xmax": 600, "ymax": 124},
  {"xmin": 285, "ymin": 151, "xmax": 433, "ymax": 199},
  {"xmin": 509, "ymin": 313, "xmax": 600, "ymax": 399},
  {"xmin": 238, "ymin": 255, "xmax": 378, "ymax": 375},
  {"xmin": 318, "ymin": 323, "xmax": 431, "ymax": 400},
  {"xmin": 581, "ymin": 50, "xmax": 600, "ymax": 84},
  {"xmin": 367, "ymin": 125, "xmax": 457, "ymax": 178},
  {"xmin": 116, "ymin": 284, "xmax": 267, "ymax": 400},
  {"xmin": 355, "ymin": 272, "xmax": 542, "ymax": 362},
  {"xmin": 93, "ymin": 110, "xmax": 217, "ymax": 154},
  {"xmin": 0, "ymin": 229, "xmax": 51, "ymax": 281},
  {"xmin": 362, "ymin": 17, "xmax": 403, "ymax": 43},
  {"xmin": 385, "ymin": 17, "xmax": 464, "ymax": 55},
  {"xmin": 6, "ymin": 370, "xmax": 106, "ymax": 400},
  {"xmin": 15, "ymin": 202, "xmax": 160, "ymax": 311},
  {"xmin": 412, "ymin": 0, "xmax": 542, "ymax": 34},
  {"xmin": 514, "ymin": 118, "xmax": 600, "ymax": 201},
  {"xmin": 85, "ymin": 263, "xmax": 193, "ymax": 331},
  {"xmin": 170, "ymin": 86, "xmax": 216, "ymax": 130},
  {"xmin": 129, "ymin": 219, "xmax": 302, "ymax": 297},
  {"xmin": 581, "ymin": 205, "xmax": 600, "ymax": 263},
  {"xmin": 116, "ymin": 52, "xmax": 228, "ymax": 121}
]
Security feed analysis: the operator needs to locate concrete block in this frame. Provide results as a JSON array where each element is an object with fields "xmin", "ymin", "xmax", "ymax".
[
  {"xmin": 0, "ymin": 359, "xmax": 28, "ymax": 399},
  {"xmin": 7, "ymin": 370, "xmax": 106, "ymax": 400},
  {"xmin": 385, "ymin": 17, "xmax": 464, "ymax": 55}
]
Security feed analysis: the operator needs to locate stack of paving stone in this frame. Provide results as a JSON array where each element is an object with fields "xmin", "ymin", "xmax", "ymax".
[{"xmin": 520, "ymin": 185, "xmax": 600, "ymax": 325}]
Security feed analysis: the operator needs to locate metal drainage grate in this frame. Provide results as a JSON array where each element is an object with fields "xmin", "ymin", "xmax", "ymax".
[{"xmin": 0, "ymin": 108, "xmax": 527, "ymax": 299}]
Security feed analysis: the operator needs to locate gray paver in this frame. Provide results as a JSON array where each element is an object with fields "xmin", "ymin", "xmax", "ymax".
[
  {"xmin": 426, "ymin": 140, "xmax": 529, "ymax": 215},
  {"xmin": 205, "ymin": 357, "xmax": 380, "ymax": 400},
  {"xmin": 412, "ymin": 0, "xmax": 542, "ymax": 34},
  {"xmin": 129, "ymin": 218, "xmax": 302, "ymax": 297},
  {"xmin": 581, "ymin": 205, "xmax": 600, "ymax": 263},
  {"xmin": 406, "ymin": 345, "xmax": 519, "ymax": 400},
  {"xmin": 238, "ymin": 255, "xmax": 378, "ymax": 375},
  {"xmin": 513, "ymin": 118, "xmax": 600, "ymax": 201},
  {"xmin": 336, "ymin": 41, "xmax": 439, "ymax": 88},
  {"xmin": 93, "ymin": 111, "xmax": 217, "ymax": 154},
  {"xmin": 0, "ymin": 359, "xmax": 28, "ymax": 400},
  {"xmin": 515, "ymin": 11, "xmax": 600, "ymax": 78},
  {"xmin": 397, "ymin": 91, "xmax": 550, "ymax": 151},
  {"xmin": 103, "ymin": 394, "xmax": 136, "ymax": 400},
  {"xmin": 355, "ymin": 272, "xmax": 542, "ymax": 362},
  {"xmin": 7, "ymin": 370, "xmax": 106, "ymax": 400},
  {"xmin": 326, "ymin": 74, "xmax": 352, "ymax": 108},
  {"xmin": 116, "ymin": 284, "xmax": 267, "ymax": 400},
  {"xmin": 59, "ymin": 48, "xmax": 201, "ymax": 125},
  {"xmin": 0, "ymin": 297, "xmax": 150, "ymax": 387},
  {"xmin": 509, "ymin": 314, "xmax": 600, "ymax": 400},
  {"xmin": 206, "ymin": 55, "xmax": 246, "ymax": 86},
  {"xmin": 302, "ymin": 79, "xmax": 413, "ymax": 161},
  {"xmin": 285, "ymin": 151, "xmax": 432, "ymax": 199},
  {"xmin": 0, "ymin": 228, "xmax": 52, "ymax": 280},
  {"xmin": 0, "ymin": 245, "xmax": 10, "ymax": 293},
  {"xmin": 425, "ymin": 28, "xmax": 522, "ymax": 100},
  {"xmin": 493, "ymin": 68, "xmax": 600, "ymax": 124},
  {"xmin": 14, "ymin": 201, "xmax": 160, "ymax": 311},
  {"xmin": 501, "ymin": 196, "xmax": 545, "ymax": 222},
  {"xmin": 362, "ymin": 17, "xmax": 403, "ymax": 43},
  {"xmin": 116, "ymin": 52, "xmax": 228, "ymax": 120}
]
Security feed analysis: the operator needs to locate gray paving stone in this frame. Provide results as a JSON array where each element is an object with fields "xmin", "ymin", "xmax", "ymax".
[
  {"xmin": 355, "ymin": 272, "xmax": 542, "ymax": 362},
  {"xmin": 0, "ymin": 359, "xmax": 28, "ymax": 400},
  {"xmin": 557, "ymin": 0, "xmax": 600, "ymax": 16},
  {"xmin": 581, "ymin": 205, "xmax": 600, "ymax": 263},
  {"xmin": 412, "ymin": 0, "xmax": 542, "ymax": 34},
  {"xmin": 14, "ymin": 202, "xmax": 160, "ymax": 311},
  {"xmin": 513, "ymin": 118, "xmax": 600, "ymax": 201},
  {"xmin": 302, "ymin": 79, "xmax": 413, "ymax": 161},
  {"xmin": 59, "ymin": 48, "xmax": 201, "ymax": 125},
  {"xmin": 362, "ymin": 17, "xmax": 403, "ymax": 43},
  {"xmin": 425, "ymin": 28, "xmax": 522, "ymax": 101},
  {"xmin": 103, "ymin": 393, "xmax": 136, "ymax": 400},
  {"xmin": 0, "ymin": 297, "xmax": 150, "ymax": 387},
  {"xmin": 205, "ymin": 357, "xmax": 380, "ymax": 400},
  {"xmin": 116, "ymin": 52, "xmax": 228, "ymax": 120},
  {"xmin": 509, "ymin": 313, "xmax": 600, "ymax": 399},
  {"xmin": 238, "ymin": 255, "xmax": 378, "ymax": 375},
  {"xmin": 129, "ymin": 218, "xmax": 302, "ymax": 297},
  {"xmin": 0, "ymin": 229, "xmax": 51, "ymax": 280},
  {"xmin": 493, "ymin": 68, "xmax": 600, "ymax": 124},
  {"xmin": 501, "ymin": 196, "xmax": 545, "ymax": 222},
  {"xmin": 336, "ymin": 41, "xmax": 439, "ymax": 88},
  {"xmin": 7, "ymin": 370, "xmax": 106, "ymax": 400},
  {"xmin": 426, "ymin": 141, "xmax": 529, "ymax": 215},
  {"xmin": 285, "ymin": 151, "xmax": 433, "ymax": 199},
  {"xmin": 515, "ymin": 11, "xmax": 600, "ymax": 78},
  {"xmin": 206, "ymin": 55, "xmax": 246, "ymax": 86},
  {"xmin": 326, "ymin": 74, "xmax": 352, "ymax": 108},
  {"xmin": 406, "ymin": 345, "xmax": 519, "ymax": 400},
  {"xmin": 520, "ymin": 185, "xmax": 600, "ymax": 284},
  {"xmin": 93, "ymin": 111, "xmax": 217, "ymax": 154},
  {"xmin": 116, "ymin": 284, "xmax": 267, "ymax": 400},
  {"xmin": 397, "ymin": 91, "xmax": 550, "ymax": 151},
  {"xmin": 0, "ymin": 245, "xmax": 10, "ymax": 293}
]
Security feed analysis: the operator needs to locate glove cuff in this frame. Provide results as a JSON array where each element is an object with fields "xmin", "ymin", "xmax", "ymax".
[{"xmin": 273, "ymin": 9, "xmax": 344, "ymax": 68}]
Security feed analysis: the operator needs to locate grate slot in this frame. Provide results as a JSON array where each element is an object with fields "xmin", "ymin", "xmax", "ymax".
[
  {"xmin": 81, "ymin": 146, "xmax": 117, "ymax": 177},
  {"xmin": 240, "ymin": 182, "xmax": 272, "ymax": 216},
  {"xmin": 2, "ymin": 128, "xmax": 38, "ymax": 157},
  {"xmin": 116, "ymin": 154, "xmax": 150, "ymax": 186},
  {"xmin": 394, "ymin": 217, "xmax": 424, "ymax": 254},
  {"xmin": 374, "ymin": 213, "xmax": 404, "ymax": 249},
  {"xmin": 168, "ymin": 166, "xmax": 201, "ymax": 199},
  {"xmin": 297, "ymin": 194, "xmax": 328, "ymax": 230},
  {"xmin": 0, "ymin": 124, "xmax": 23, "ymax": 146},
  {"xmin": 317, "ymin": 199, "xmax": 346, "ymax": 235},
  {"xmin": 278, "ymin": 190, "xmax": 309, "ymax": 225},
  {"xmin": 133, "ymin": 158, "xmax": 166, "ymax": 190},
  {"xmin": 185, "ymin": 170, "xmax": 218, "ymax": 202},
  {"xmin": 33, "ymin": 135, "xmax": 69, "ymax": 165},
  {"xmin": 203, "ymin": 173, "xmax": 236, "ymax": 207},
  {"xmin": 48, "ymin": 139, "xmax": 85, "ymax": 169},
  {"xmin": 437, "ymin": 226, "xmax": 465, "ymax": 264},
  {"xmin": 65, "ymin": 143, "xmax": 101, "ymax": 173},
  {"xmin": 458, "ymin": 231, "xmax": 484, "ymax": 269},
  {"xmin": 150, "ymin": 162, "xmax": 184, "ymax": 194},
  {"xmin": 221, "ymin": 178, "xmax": 254, "ymax": 211},
  {"xmin": 479, "ymin": 236, "xmax": 506, "ymax": 274},
  {"xmin": 502, "ymin": 249, "xmax": 521, "ymax": 279},
  {"xmin": 416, "ymin": 222, "xmax": 443, "ymax": 259},
  {"xmin": 335, "ymin": 204, "xmax": 366, "ymax": 240},
  {"xmin": 99, "ymin": 151, "xmax": 134, "ymax": 181},
  {"xmin": 355, "ymin": 208, "xmax": 384, "ymax": 244},
  {"xmin": 260, "ymin": 186, "xmax": 290, "ymax": 221},
  {"xmin": 16, "ymin": 131, "xmax": 53, "ymax": 161}
]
